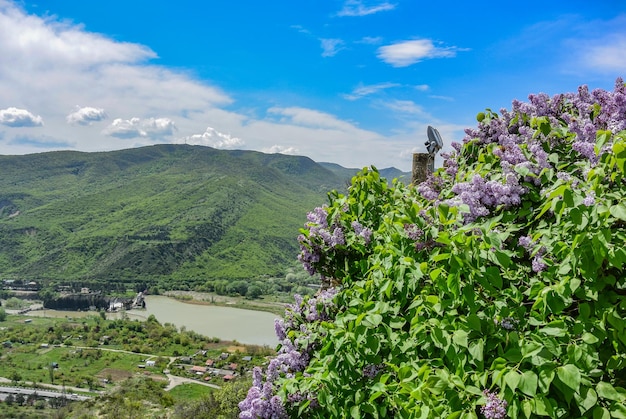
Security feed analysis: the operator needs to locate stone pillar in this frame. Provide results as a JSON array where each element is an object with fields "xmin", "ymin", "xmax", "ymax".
[{"xmin": 412, "ymin": 153, "xmax": 433, "ymax": 185}]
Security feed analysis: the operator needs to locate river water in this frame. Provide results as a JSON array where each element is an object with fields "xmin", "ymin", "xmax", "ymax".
[{"xmin": 24, "ymin": 295, "xmax": 280, "ymax": 347}]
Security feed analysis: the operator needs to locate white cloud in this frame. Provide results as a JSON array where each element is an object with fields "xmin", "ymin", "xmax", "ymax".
[
  {"xmin": 343, "ymin": 82, "xmax": 400, "ymax": 100},
  {"xmin": 382, "ymin": 100, "xmax": 427, "ymax": 116},
  {"xmin": 175, "ymin": 127, "xmax": 245, "ymax": 150},
  {"xmin": 267, "ymin": 107, "xmax": 357, "ymax": 131},
  {"xmin": 0, "ymin": 0, "xmax": 465, "ymax": 172},
  {"xmin": 0, "ymin": 107, "xmax": 43, "ymax": 127},
  {"xmin": 66, "ymin": 106, "xmax": 107, "ymax": 125},
  {"xmin": 103, "ymin": 117, "xmax": 176, "ymax": 139},
  {"xmin": 337, "ymin": 0, "xmax": 396, "ymax": 17},
  {"xmin": 577, "ymin": 34, "xmax": 626, "ymax": 73},
  {"xmin": 377, "ymin": 39, "xmax": 459, "ymax": 67},
  {"xmin": 263, "ymin": 145, "xmax": 300, "ymax": 155},
  {"xmin": 320, "ymin": 38, "xmax": 345, "ymax": 57},
  {"xmin": 357, "ymin": 36, "xmax": 383, "ymax": 45},
  {"xmin": 0, "ymin": 1, "xmax": 155, "ymax": 69}
]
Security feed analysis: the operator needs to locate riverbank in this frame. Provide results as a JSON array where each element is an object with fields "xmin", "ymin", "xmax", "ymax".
[{"xmin": 162, "ymin": 290, "xmax": 288, "ymax": 316}]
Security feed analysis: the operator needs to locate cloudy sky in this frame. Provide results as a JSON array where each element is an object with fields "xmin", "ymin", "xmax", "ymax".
[{"xmin": 1, "ymin": 0, "xmax": 625, "ymax": 171}]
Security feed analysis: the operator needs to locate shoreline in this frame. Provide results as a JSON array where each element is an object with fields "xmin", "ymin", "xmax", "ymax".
[{"xmin": 161, "ymin": 291, "xmax": 287, "ymax": 316}]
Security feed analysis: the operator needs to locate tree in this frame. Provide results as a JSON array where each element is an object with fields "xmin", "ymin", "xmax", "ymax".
[
  {"xmin": 246, "ymin": 285, "xmax": 263, "ymax": 299},
  {"xmin": 240, "ymin": 79, "xmax": 626, "ymax": 418},
  {"xmin": 0, "ymin": 307, "xmax": 6, "ymax": 322}
]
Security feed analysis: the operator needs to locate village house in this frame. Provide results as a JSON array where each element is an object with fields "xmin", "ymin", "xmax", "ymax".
[{"xmin": 190, "ymin": 365, "xmax": 207, "ymax": 375}]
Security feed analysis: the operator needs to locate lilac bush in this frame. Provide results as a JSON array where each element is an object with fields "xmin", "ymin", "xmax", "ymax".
[{"xmin": 241, "ymin": 79, "xmax": 626, "ymax": 418}]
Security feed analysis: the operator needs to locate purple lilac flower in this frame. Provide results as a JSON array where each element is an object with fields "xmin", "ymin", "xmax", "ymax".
[
  {"xmin": 403, "ymin": 223, "xmax": 424, "ymax": 241},
  {"xmin": 582, "ymin": 190, "xmax": 595, "ymax": 206},
  {"xmin": 417, "ymin": 175, "xmax": 443, "ymax": 201},
  {"xmin": 352, "ymin": 221, "xmax": 373, "ymax": 244},
  {"xmin": 330, "ymin": 226, "xmax": 345, "ymax": 247},
  {"xmin": 306, "ymin": 207, "xmax": 328, "ymax": 227},
  {"xmin": 532, "ymin": 255, "xmax": 547, "ymax": 273},
  {"xmin": 498, "ymin": 317, "xmax": 517, "ymax": 331},
  {"xmin": 274, "ymin": 318, "xmax": 286, "ymax": 341},
  {"xmin": 572, "ymin": 140, "xmax": 597, "ymax": 163},
  {"xmin": 518, "ymin": 235, "xmax": 533, "ymax": 252},
  {"xmin": 480, "ymin": 390, "xmax": 508, "ymax": 419}
]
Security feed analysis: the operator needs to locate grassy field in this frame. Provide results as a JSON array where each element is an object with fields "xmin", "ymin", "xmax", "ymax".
[{"xmin": 168, "ymin": 383, "xmax": 214, "ymax": 401}]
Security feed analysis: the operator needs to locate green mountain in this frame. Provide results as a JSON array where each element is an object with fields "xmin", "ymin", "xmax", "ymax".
[
  {"xmin": 319, "ymin": 162, "xmax": 410, "ymax": 184},
  {"xmin": 0, "ymin": 145, "xmax": 348, "ymax": 289}
]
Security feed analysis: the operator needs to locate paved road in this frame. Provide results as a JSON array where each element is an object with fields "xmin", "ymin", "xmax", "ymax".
[{"xmin": 0, "ymin": 385, "xmax": 91, "ymax": 401}]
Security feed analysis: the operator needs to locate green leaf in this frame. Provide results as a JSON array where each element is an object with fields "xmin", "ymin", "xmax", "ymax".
[
  {"xmin": 610, "ymin": 203, "xmax": 626, "ymax": 221},
  {"xmin": 452, "ymin": 330, "xmax": 469, "ymax": 348},
  {"xmin": 518, "ymin": 371, "xmax": 538, "ymax": 397},
  {"xmin": 596, "ymin": 382, "xmax": 626, "ymax": 402},
  {"xmin": 537, "ymin": 366, "xmax": 555, "ymax": 393},
  {"xmin": 609, "ymin": 403, "xmax": 626, "ymax": 419},
  {"xmin": 613, "ymin": 140, "xmax": 626, "ymax": 174},
  {"xmin": 575, "ymin": 387, "xmax": 597, "ymax": 415},
  {"xmin": 362, "ymin": 313, "xmax": 383, "ymax": 328},
  {"xmin": 505, "ymin": 370, "xmax": 522, "ymax": 392},
  {"xmin": 593, "ymin": 406, "xmax": 611, "ymax": 419},
  {"xmin": 466, "ymin": 314, "xmax": 482, "ymax": 332},
  {"xmin": 582, "ymin": 332, "xmax": 599, "ymax": 344},
  {"xmin": 556, "ymin": 364, "xmax": 581, "ymax": 392},
  {"xmin": 469, "ymin": 340, "xmax": 484, "ymax": 365}
]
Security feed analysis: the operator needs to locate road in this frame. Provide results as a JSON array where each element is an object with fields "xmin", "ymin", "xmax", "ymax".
[{"xmin": 0, "ymin": 385, "xmax": 91, "ymax": 401}]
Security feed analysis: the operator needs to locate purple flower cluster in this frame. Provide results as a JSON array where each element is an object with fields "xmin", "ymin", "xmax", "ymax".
[
  {"xmin": 238, "ymin": 373, "xmax": 287, "ymax": 419},
  {"xmin": 518, "ymin": 235, "xmax": 547, "ymax": 273},
  {"xmin": 445, "ymin": 173, "xmax": 525, "ymax": 222},
  {"xmin": 480, "ymin": 390, "xmax": 508, "ymax": 419},
  {"xmin": 240, "ymin": 290, "xmax": 339, "ymax": 418},
  {"xmin": 403, "ymin": 223, "xmax": 424, "ymax": 241},
  {"xmin": 431, "ymin": 79, "xmax": 626, "ymax": 223},
  {"xmin": 298, "ymin": 207, "xmax": 373, "ymax": 275},
  {"xmin": 352, "ymin": 221, "xmax": 373, "ymax": 244},
  {"xmin": 582, "ymin": 190, "xmax": 595, "ymax": 206},
  {"xmin": 496, "ymin": 317, "xmax": 518, "ymax": 331}
]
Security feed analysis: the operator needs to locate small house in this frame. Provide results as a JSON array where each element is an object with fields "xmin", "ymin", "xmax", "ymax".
[
  {"xmin": 146, "ymin": 360, "xmax": 156, "ymax": 367},
  {"xmin": 190, "ymin": 366, "xmax": 207, "ymax": 375},
  {"xmin": 228, "ymin": 363, "xmax": 238, "ymax": 371},
  {"xmin": 223, "ymin": 374, "xmax": 234, "ymax": 381},
  {"xmin": 205, "ymin": 359, "xmax": 214, "ymax": 366}
]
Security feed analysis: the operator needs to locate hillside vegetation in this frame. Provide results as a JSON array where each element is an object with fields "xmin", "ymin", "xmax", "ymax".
[{"xmin": 0, "ymin": 145, "xmax": 354, "ymax": 289}]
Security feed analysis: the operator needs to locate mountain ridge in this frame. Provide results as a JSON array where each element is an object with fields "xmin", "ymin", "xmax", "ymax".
[{"xmin": 0, "ymin": 145, "xmax": 408, "ymax": 290}]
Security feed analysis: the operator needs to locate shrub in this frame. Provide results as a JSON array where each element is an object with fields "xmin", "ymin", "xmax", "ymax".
[{"xmin": 240, "ymin": 79, "xmax": 626, "ymax": 418}]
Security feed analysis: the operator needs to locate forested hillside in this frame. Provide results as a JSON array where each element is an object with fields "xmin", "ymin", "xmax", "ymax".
[{"xmin": 0, "ymin": 144, "xmax": 371, "ymax": 290}]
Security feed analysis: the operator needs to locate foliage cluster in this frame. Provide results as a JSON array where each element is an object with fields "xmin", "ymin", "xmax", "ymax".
[{"xmin": 241, "ymin": 80, "xmax": 626, "ymax": 418}]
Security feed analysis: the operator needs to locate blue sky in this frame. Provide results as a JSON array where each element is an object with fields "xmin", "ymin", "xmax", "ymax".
[{"xmin": 0, "ymin": 0, "xmax": 625, "ymax": 170}]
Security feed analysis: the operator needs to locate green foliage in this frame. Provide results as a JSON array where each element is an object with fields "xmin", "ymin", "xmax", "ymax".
[
  {"xmin": 0, "ymin": 145, "xmax": 344, "ymax": 286},
  {"xmin": 172, "ymin": 379, "xmax": 252, "ymax": 419},
  {"xmin": 260, "ymin": 82, "xmax": 626, "ymax": 418},
  {"xmin": 0, "ymin": 307, "xmax": 6, "ymax": 321}
]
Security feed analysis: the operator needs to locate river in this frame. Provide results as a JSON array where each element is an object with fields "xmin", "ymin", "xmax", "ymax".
[{"xmin": 24, "ymin": 295, "xmax": 280, "ymax": 347}]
